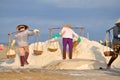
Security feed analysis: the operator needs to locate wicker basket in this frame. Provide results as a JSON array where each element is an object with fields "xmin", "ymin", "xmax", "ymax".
[
  {"xmin": 48, "ymin": 48, "xmax": 58, "ymax": 52},
  {"xmin": 34, "ymin": 50, "xmax": 43, "ymax": 55},
  {"xmin": 7, "ymin": 54, "xmax": 16, "ymax": 59},
  {"xmin": 104, "ymin": 51, "xmax": 114, "ymax": 56},
  {"xmin": 73, "ymin": 41, "xmax": 79, "ymax": 48}
]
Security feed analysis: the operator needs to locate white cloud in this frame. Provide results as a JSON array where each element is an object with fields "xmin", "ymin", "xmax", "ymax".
[{"xmin": 40, "ymin": 0, "xmax": 120, "ymax": 9}]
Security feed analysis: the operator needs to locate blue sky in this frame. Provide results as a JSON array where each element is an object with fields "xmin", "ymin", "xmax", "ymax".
[{"xmin": 0, "ymin": 0, "xmax": 120, "ymax": 43}]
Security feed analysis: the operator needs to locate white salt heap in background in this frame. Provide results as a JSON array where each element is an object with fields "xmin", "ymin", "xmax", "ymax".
[{"xmin": 0, "ymin": 37, "xmax": 120, "ymax": 70}]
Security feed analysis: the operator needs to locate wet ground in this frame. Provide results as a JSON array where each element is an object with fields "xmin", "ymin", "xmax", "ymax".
[
  {"xmin": 0, "ymin": 48, "xmax": 120, "ymax": 80},
  {"xmin": 0, "ymin": 68, "xmax": 120, "ymax": 80}
]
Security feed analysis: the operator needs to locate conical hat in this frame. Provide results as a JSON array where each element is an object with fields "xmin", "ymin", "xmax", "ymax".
[
  {"xmin": 16, "ymin": 24, "xmax": 29, "ymax": 31},
  {"xmin": 63, "ymin": 24, "xmax": 72, "ymax": 28},
  {"xmin": 115, "ymin": 18, "xmax": 120, "ymax": 24}
]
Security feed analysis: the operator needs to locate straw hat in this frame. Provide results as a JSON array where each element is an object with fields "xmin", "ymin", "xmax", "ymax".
[
  {"xmin": 63, "ymin": 24, "xmax": 72, "ymax": 28},
  {"xmin": 16, "ymin": 24, "xmax": 29, "ymax": 31},
  {"xmin": 115, "ymin": 18, "xmax": 120, "ymax": 25}
]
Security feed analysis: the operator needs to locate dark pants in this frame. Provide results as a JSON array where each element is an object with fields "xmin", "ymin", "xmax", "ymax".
[
  {"xmin": 63, "ymin": 38, "xmax": 73, "ymax": 59},
  {"xmin": 107, "ymin": 44, "xmax": 119, "ymax": 68}
]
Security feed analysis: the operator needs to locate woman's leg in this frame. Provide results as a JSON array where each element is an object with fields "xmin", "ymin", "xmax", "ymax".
[
  {"xmin": 107, "ymin": 44, "xmax": 119, "ymax": 69},
  {"xmin": 18, "ymin": 47, "xmax": 25, "ymax": 66},
  {"xmin": 23, "ymin": 46, "xmax": 29, "ymax": 64},
  {"xmin": 68, "ymin": 38, "xmax": 73, "ymax": 59},
  {"xmin": 63, "ymin": 38, "xmax": 67, "ymax": 59}
]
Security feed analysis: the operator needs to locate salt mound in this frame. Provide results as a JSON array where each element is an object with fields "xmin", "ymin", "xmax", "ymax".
[
  {"xmin": 43, "ymin": 59, "xmax": 105, "ymax": 70},
  {"xmin": 6, "ymin": 49, "xmax": 16, "ymax": 55},
  {"xmin": 0, "ymin": 37, "xmax": 120, "ymax": 69}
]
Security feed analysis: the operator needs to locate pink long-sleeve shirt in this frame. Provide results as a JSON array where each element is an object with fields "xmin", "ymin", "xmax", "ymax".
[{"xmin": 60, "ymin": 27, "xmax": 78, "ymax": 39}]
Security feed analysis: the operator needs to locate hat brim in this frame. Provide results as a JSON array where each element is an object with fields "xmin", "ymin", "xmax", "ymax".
[
  {"xmin": 16, "ymin": 25, "xmax": 29, "ymax": 31},
  {"xmin": 115, "ymin": 18, "xmax": 120, "ymax": 24}
]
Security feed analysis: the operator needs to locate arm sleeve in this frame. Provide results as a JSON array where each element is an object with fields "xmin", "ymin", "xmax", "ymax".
[
  {"xmin": 107, "ymin": 26, "xmax": 114, "ymax": 31},
  {"xmin": 14, "ymin": 34, "xmax": 17, "ymax": 40},
  {"xmin": 72, "ymin": 30, "xmax": 79, "ymax": 38},
  {"xmin": 60, "ymin": 28, "xmax": 65, "ymax": 35},
  {"xmin": 27, "ymin": 30, "xmax": 35, "ymax": 36}
]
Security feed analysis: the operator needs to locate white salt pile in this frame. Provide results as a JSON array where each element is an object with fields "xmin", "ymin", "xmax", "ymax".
[
  {"xmin": 0, "ymin": 37, "xmax": 120, "ymax": 70},
  {"xmin": 6, "ymin": 49, "xmax": 16, "ymax": 55}
]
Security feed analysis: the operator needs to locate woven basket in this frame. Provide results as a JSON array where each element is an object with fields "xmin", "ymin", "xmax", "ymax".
[
  {"xmin": 7, "ymin": 54, "xmax": 16, "ymax": 59},
  {"xmin": 104, "ymin": 51, "xmax": 114, "ymax": 56},
  {"xmin": 34, "ymin": 50, "xmax": 43, "ymax": 55},
  {"xmin": 48, "ymin": 48, "xmax": 58, "ymax": 52},
  {"xmin": 73, "ymin": 41, "xmax": 79, "ymax": 48}
]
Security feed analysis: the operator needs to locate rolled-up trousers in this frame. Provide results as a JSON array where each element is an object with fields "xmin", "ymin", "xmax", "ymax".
[
  {"xmin": 107, "ymin": 44, "xmax": 119, "ymax": 67},
  {"xmin": 63, "ymin": 38, "xmax": 73, "ymax": 59}
]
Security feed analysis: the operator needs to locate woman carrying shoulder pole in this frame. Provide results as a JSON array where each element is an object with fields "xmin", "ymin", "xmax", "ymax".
[
  {"xmin": 52, "ymin": 24, "xmax": 81, "ymax": 59},
  {"xmin": 11, "ymin": 24, "xmax": 39, "ymax": 67}
]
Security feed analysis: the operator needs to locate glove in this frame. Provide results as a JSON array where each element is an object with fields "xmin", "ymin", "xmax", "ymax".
[
  {"xmin": 11, "ymin": 39, "xmax": 16, "ymax": 46},
  {"xmin": 34, "ymin": 29, "xmax": 40, "ymax": 33},
  {"xmin": 52, "ymin": 33, "xmax": 61, "ymax": 38},
  {"xmin": 77, "ymin": 37, "xmax": 81, "ymax": 42}
]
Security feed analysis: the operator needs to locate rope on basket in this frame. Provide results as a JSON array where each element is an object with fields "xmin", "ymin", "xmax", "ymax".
[
  {"xmin": 33, "ymin": 32, "xmax": 43, "ymax": 55},
  {"xmin": 47, "ymin": 40, "xmax": 58, "ymax": 52},
  {"xmin": 103, "ymin": 31, "xmax": 114, "ymax": 56},
  {"xmin": 6, "ymin": 34, "xmax": 16, "ymax": 59}
]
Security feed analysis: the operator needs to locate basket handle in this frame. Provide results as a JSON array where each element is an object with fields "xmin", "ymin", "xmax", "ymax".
[
  {"xmin": 6, "ymin": 34, "xmax": 16, "ymax": 55},
  {"xmin": 34, "ymin": 32, "xmax": 43, "ymax": 50}
]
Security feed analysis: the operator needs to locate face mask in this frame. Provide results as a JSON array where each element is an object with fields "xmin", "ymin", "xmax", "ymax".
[{"xmin": 19, "ymin": 28, "xmax": 25, "ymax": 31}]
